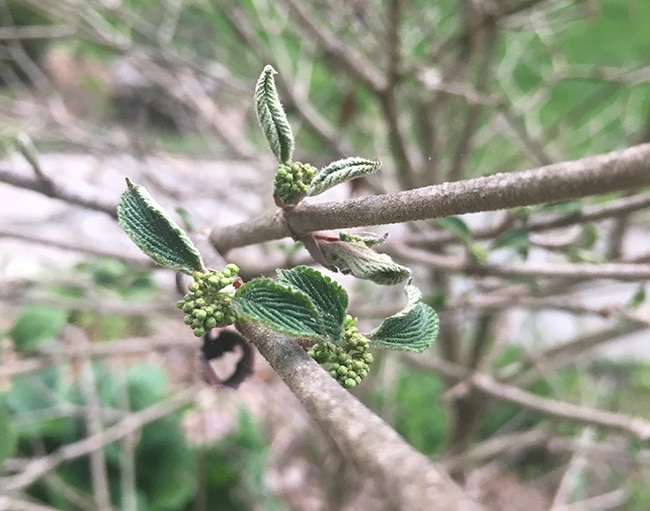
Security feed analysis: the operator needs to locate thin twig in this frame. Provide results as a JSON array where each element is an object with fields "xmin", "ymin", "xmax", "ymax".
[
  {"xmin": 0, "ymin": 387, "xmax": 199, "ymax": 492},
  {"xmin": 404, "ymin": 354, "xmax": 650, "ymax": 440}
]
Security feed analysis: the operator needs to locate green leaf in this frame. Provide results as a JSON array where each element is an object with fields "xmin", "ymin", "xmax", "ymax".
[
  {"xmin": 628, "ymin": 284, "xmax": 646, "ymax": 310},
  {"xmin": 435, "ymin": 217, "xmax": 471, "ymax": 244},
  {"xmin": 367, "ymin": 285, "xmax": 439, "ymax": 352},
  {"xmin": 0, "ymin": 408, "xmax": 16, "ymax": 465},
  {"xmin": 277, "ymin": 266, "xmax": 348, "ymax": 342},
  {"xmin": 117, "ymin": 179, "xmax": 205, "ymax": 275},
  {"xmin": 9, "ymin": 304, "xmax": 67, "ymax": 352},
  {"xmin": 233, "ymin": 278, "xmax": 326, "ymax": 338},
  {"xmin": 307, "ymin": 157, "xmax": 381, "ymax": 196},
  {"xmin": 318, "ymin": 240, "xmax": 411, "ymax": 285},
  {"xmin": 254, "ymin": 65, "xmax": 294, "ymax": 163},
  {"xmin": 491, "ymin": 228, "xmax": 530, "ymax": 251}
]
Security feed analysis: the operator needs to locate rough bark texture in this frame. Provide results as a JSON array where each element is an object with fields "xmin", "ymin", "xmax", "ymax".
[
  {"xmin": 211, "ymin": 143, "xmax": 650, "ymax": 253},
  {"xmin": 238, "ymin": 322, "xmax": 484, "ymax": 511}
]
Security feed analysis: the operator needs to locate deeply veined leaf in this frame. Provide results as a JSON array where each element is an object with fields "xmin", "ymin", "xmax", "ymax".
[
  {"xmin": 318, "ymin": 240, "xmax": 411, "ymax": 285},
  {"xmin": 255, "ymin": 65, "xmax": 294, "ymax": 163},
  {"xmin": 307, "ymin": 157, "xmax": 381, "ymax": 196},
  {"xmin": 277, "ymin": 266, "xmax": 348, "ymax": 343},
  {"xmin": 117, "ymin": 179, "xmax": 205, "ymax": 275},
  {"xmin": 9, "ymin": 304, "xmax": 67, "ymax": 352},
  {"xmin": 234, "ymin": 278, "xmax": 326, "ymax": 339},
  {"xmin": 367, "ymin": 285, "xmax": 439, "ymax": 352}
]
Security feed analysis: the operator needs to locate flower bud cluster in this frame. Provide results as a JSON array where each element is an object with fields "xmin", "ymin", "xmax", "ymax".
[
  {"xmin": 176, "ymin": 264, "xmax": 240, "ymax": 337},
  {"xmin": 273, "ymin": 161, "xmax": 317, "ymax": 205},
  {"xmin": 308, "ymin": 315, "xmax": 374, "ymax": 388}
]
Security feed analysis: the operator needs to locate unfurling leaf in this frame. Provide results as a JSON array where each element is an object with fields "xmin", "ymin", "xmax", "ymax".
[
  {"xmin": 233, "ymin": 278, "xmax": 326, "ymax": 339},
  {"xmin": 117, "ymin": 179, "xmax": 205, "ymax": 274},
  {"xmin": 255, "ymin": 65, "xmax": 294, "ymax": 163},
  {"xmin": 339, "ymin": 231, "xmax": 388, "ymax": 247},
  {"xmin": 367, "ymin": 285, "xmax": 439, "ymax": 352},
  {"xmin": 307, "ymin": 157, "xmax": 381, "ymax": 196},
  {"xmin": 317, "ymin": 239, "xmax": 411, "ymax": 285},
  {"xmin": 277, "ymin": 266, "xmax": 348, "ymax": 343}
]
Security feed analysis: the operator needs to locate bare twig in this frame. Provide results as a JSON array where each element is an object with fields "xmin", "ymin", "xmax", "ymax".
[
  {"xmin": 0, "ymin": 165, "xmax": 117, "ymax": 218},
  {"xmin": 394, "ymin": 246, "xmax": 650, "ymax": 282},
  {"xmin": 0, "ymin": 387, "xmax": 199, "ymax": 492}
]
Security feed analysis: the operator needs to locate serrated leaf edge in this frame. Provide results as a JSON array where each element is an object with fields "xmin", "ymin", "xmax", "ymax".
[
  {"xmin": 254, "ymin": 65, "xmax": 294, "ymax": 163},
  {"xmin": 307, "ymin": 157, "xmax": 381, "ymax": 196},
  {"xmin": 117, "ymin": 179, "xmax": 205, "ymax": 274}
]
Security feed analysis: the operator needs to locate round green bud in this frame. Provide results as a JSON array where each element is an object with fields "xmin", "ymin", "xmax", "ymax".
[
  {"xmin": 353, "ymin": 360, "xmax": 365, "ymax": 371},
  {"xmin": 189, "ymin": 282, "xmax": 200, "ymax": 292},
  {"xmin": 363, "ymin": 353, "xmax": 374, "ymax": 364},
  {"xmin": 344, "ymin": 378, "xmax": 357, "ymax": 388},
  {"xmin": 193, "ymin": 309, "xmax": 207, "ymax": 320},
  {"xmin": 205, "ymin": 317, "xmax": 217, "ymax": 329},
  {"xmin": 225, "ymin": 263, "xmax": 239, "ymax": 274},
  {"xmin": 183, "ymin": 315, "xmax": 193, "ymax": 325},
  {"xmin": 192, "ymin": 327, "xmax": 205, "ymax": 337}
]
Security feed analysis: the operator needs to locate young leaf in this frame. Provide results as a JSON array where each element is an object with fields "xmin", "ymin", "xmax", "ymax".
[
  {"xmin": 0, "ymin": 408, "xmax": 16, "ymax": 465},
  {"xmin": 255, "ymin": 65, "xmax": 294, "ymax": 163},
  {"xmin": 277, "ymin": 266, "xmax": 348, "ymax": 343},
  {"xmin": 9, "ymin": 304, "xmax": 68, "ymax": 352},
  {"xmin": 435, "ymin": 217, "xmax": 471, "ymax": 244},
  {"xmin": 307, "ymin": 157, "xmax": 381, "ymax": 196},
  {"xmin": 318, "ymin": 239, "xmax": 411, "ymax": 285},
  {"xmin": 233, "ymin": 278, "xmax": 326, "ymax": 339},
  {"xmin": 117, "ymin": 179, "xmax": 205, "ymax": 275},
  {"xmin": 491, "ymin": 228, "xmax": 530, "ymax": 251},
  {"xmin": 367, "ymin": 285, "xmax": 439, "ymax": 352}
]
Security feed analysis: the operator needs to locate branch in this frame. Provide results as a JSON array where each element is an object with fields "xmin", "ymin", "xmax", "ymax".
[
  {"xmin": 407, "ymin": 192, "xmax": 650, "ymax": 250},
  {"xmin": 0, "ymin": 165, "xmax": 117, "ymax": 218},
  {"xmin": 237, "ymin": 322, "xmax": 484, "ymax": 511},
  {"xmin": 405, "ymin": 355, "xmax": 650, "ymax": 440},
  {"xmin": 393, "ymin": 246, "xmax": 650, "ymax": 282},
  {"xmin": 280, "ymin": 0, "xmax": 386, "ymax": 94},
  {"xmin": 210, "ymin": 143, "xmax": 650, "ymax": 253},
  {"xmin": 0, "ymin": 387, "xmax": 199, "ymax": 492}
]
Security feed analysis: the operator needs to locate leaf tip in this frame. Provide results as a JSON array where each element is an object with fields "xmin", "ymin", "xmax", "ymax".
[{"xmin": 263, "ymin": 64, "xmax": 277, "ymax": 75}]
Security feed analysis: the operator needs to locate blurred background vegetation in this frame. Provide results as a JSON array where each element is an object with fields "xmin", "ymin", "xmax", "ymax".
[{"xmin": 1, "ymin": 1, "xmax": 650, "ymax": 510}]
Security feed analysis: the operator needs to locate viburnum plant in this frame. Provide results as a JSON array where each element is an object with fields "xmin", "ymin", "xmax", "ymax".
[{"xmin": 117, "ymin": 65, "xmax": 439, "ymax": 388}]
